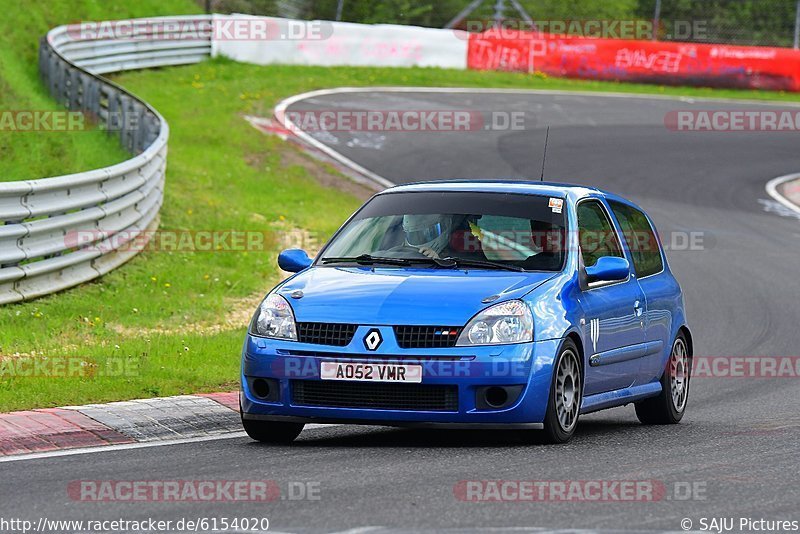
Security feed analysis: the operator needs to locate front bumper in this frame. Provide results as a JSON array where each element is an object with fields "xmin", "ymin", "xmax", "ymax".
[{"xmin": 241, "ymin": 326, "xmax": 562, "ymax": 426}]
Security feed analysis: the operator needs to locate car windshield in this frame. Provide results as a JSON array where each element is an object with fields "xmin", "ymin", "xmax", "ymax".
[{"xmin": 319, "ymin": 191, "xmax": 567, "ymax": 271}]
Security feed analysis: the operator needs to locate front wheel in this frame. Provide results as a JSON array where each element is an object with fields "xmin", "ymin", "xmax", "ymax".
[
  {"xmin": 635, "ymin": 332, "xmax": 690, "ymax": 425},
  {"xmin": 242, "ymin": 418, "xmax": 304, "ymax": 444},
  {"xmin": 540, "ymin": 338, "xmax": 583, "ymax": 443}
]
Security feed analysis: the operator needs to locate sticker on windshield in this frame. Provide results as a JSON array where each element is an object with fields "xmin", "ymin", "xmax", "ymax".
[{"xmin": 549, "ymin": 198, "xmax": 564, "ymax": 213}]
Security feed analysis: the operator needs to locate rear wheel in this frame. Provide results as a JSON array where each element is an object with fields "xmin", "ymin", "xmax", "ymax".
[
  {"xmin": 635, "ymin": 332, "xmax": 690, "ymax": 424},
  {"xmin": 242, "ymin": 418, "xmax": 304, "ymax": 444},
  {"xmin": 540, "ymin": 338, "xmax": 583, "ymax": 444}
]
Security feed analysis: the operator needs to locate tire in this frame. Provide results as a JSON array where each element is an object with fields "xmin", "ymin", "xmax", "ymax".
[
  {"xmin": 635, "ymin": 332, "xmax": 690, "ymax": 425},
  {"xmin": 242, "ymin": 418, "xmax": 304, "ymax": 444},
  {"xmin": 540, "ymin": 338, "xmax": 583, "ymax": 444}
]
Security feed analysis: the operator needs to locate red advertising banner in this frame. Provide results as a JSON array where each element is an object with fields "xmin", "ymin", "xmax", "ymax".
[{"xmin": 468, "ymin": 29, "xmax": 800, "ymax": 92}]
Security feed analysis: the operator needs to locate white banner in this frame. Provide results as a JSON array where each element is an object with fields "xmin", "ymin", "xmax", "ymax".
[{"xmin": 212, "ymin": 14, "xmax": 468, "ymax": 70}]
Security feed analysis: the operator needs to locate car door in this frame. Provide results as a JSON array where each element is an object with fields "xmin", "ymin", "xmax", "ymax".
[
  {"xmin": 576, "ymin": 199, "xmax": 647, "ymax": 396},
  {"xmin": 608, "ymin": 201, "xmax": 673, "ymax": 385}
]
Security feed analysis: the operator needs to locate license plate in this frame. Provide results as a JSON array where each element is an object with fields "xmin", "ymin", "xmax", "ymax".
[{"xmin": 320, "ymin": 362, "xmax": 422, "ymax": 383}]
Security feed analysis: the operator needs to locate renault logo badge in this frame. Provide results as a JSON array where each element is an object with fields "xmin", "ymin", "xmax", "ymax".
[{"xmin": 364, "ymin": 329, "xmax": 383, "ymax": 351}]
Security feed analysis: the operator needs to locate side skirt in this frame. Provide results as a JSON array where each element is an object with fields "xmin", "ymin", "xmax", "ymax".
[{"xmin": 580, "ymin": 381, "xmax": 662, "ymax": 415}]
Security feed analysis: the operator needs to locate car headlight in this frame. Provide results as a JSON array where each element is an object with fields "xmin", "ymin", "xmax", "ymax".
[
  {"xmin": 249, "ymin": 294, "xmax": 297, "ymax": 340},
  {"xmin": 456, "ymin": 300, "xmax": 533, "ymax": 346}
]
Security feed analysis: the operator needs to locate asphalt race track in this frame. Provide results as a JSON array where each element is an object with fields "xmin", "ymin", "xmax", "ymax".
[{"xmin": 3, "ymin": 90, "xmax": 800, "ymax": 532}]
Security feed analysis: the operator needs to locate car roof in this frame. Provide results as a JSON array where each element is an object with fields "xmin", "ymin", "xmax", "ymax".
[{"xmin": 382, "ymin": 180, "xmax": 637, "ymax": 206}]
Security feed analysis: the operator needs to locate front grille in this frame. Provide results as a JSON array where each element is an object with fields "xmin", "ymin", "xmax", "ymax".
[
  {"xmin": 394, "ymin": 326, "xmax": 462, "ymax": 349},
  {"xmin": 297, "ymin": 322, "xmax": 357, "ymax": 346},
  {"xmin": 292, "ymin": 380, "xmax": 458, "ymax": 411}
]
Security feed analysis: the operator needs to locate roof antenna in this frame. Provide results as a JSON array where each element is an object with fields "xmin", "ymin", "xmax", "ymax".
[{"xmin": 540, "ymin": 126, "xmax": 550, "ymax": 182}]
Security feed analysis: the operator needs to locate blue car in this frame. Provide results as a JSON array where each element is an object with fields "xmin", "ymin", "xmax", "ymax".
[{"xmin": 241, "ymin": 181, "xmax": 692, "ymax": 443}]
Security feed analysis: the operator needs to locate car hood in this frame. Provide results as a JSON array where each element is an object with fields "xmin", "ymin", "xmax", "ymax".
[{"xmin": 277, "ymin": 266, "xmax": 557, "ymax": 325}]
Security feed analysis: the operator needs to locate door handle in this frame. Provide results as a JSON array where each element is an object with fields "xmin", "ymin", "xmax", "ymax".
[{"xmin": 634, "ymin": 300, "xmax": 643, "ymax": 317}]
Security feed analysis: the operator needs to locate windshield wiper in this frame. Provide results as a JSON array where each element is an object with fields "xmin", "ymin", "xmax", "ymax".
[
  {"xmin": 321, "ymin": 254, "xmax": 414, "ymax": 267},
  {"xmin": 438, "ymin": 256, "xmax": 526, "ymax": 272},
  {"xmin": 321, "ymin": 254, "xmax": 525, "ymax": 272}
]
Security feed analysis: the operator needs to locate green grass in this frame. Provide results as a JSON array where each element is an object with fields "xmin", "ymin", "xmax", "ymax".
[
  {"xmin": 0, "ymin": 57, "xmax": 371, "ymax": 412},
  {"xmin": 188, "ymin": 62, "xmax": 800, "ymax": 104},
  {"xmin": 4, "ymin": 3, "xmax": 800, "ymax": 412},
  {"xmin": 0, "ymin": 0, "xmax": 201, "ymax": 181}
]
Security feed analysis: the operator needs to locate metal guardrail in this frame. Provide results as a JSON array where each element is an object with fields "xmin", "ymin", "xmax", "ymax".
[{"xmin": 0, "ymin": 15, "xmax": 213, "ymax": 305}]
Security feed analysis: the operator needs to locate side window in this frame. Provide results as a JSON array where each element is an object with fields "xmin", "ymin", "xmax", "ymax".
[
  {"xmin": 609, "ymin": 201, "xmax": 664, "ymax": 277},
  {"xmin": 576, "ymin": 200, "xmax": 624, "ymax": 268}
]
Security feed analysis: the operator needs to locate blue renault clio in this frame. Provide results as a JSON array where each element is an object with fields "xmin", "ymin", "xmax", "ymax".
[{"xmin": 241, "ymin": 181, "xmax": 692, "ymax": 443}]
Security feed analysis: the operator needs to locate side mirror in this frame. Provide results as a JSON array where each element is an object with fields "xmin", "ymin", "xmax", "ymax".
[
  {"xmin": 278, "ymin": 249, "xmax": 313, "ymax": 273},
  {"xmin": 585, "ymin": 256, "xmax": 630, "ymax": 283}
]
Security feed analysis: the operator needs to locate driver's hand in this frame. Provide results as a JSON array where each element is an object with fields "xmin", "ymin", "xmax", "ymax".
[{"xmin": 418, "ymin": 246, "xmax": 440, "ymax": 259}]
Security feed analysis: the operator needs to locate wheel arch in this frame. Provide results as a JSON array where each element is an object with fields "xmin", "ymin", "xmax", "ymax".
[
  {"xmin": 678, "ymin": 324, "xmax": 694, "ymax": 361},
  {"xmin": 564, "ymin": 330, "xmax": 586, "ymax": 380}
]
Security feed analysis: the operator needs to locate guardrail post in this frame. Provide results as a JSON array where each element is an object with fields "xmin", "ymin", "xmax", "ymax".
[
  {"xmin": 68, "ymin": 68, "xmax": 81, "ymax": 109},
  {"xmin": 794, "ymin": 0, "xmax": 800, "ymax": 49},
  {"xmin": 81, "ymin": 73, "xmax": 99, "ymax": 116},
  {"xmin": 132, "ymin": 105, "xmax": 145, "ymax": 153},
  {"xmin": 52, "ymin": 60, "xmax": 66, "ymax": 106},
  {"xmin": 653, "ymin": 0, "xmax": 662, "ymax": 41},
  {"xmin": 119, "ymin": 95, "xmax": 132, "ymax": 152},
  {"xmin": 38, "ymin": 38, "xmax": 48, "ymax": 85},
  {"xmin": 147, "ymin": 114, "xmax": 158, "ymax": 148},
  {"xmin": 45, "ymin": 50, "xmax": 57, "ymax": 95},
  {"xmin": 106, "ymin": 88, "xmax": 120, "ymax": 134}
]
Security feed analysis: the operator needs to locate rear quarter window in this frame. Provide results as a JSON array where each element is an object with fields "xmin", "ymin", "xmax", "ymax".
[{"xmin": 609, "ymin": 201, "xmax": 664, "ymax": 278}]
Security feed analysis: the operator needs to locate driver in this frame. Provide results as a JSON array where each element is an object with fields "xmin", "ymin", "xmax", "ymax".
[{"xmin": 402, "ymin": 214, "xmax": 453, "ymax": 259}]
